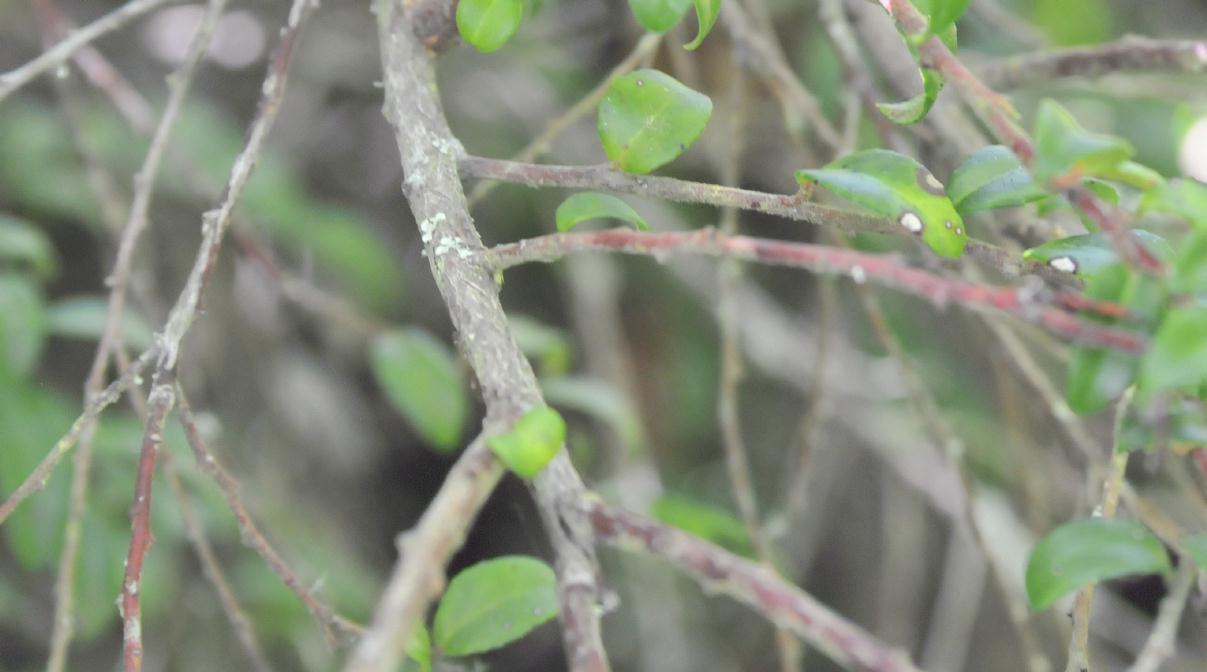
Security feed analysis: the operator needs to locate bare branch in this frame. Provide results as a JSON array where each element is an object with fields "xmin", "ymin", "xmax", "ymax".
[
  {"xmin": 977, "ymin": 37, "xmax": 1207, "ymax": 91},
  {"xmin": 0, "ymin": 0, "xmax": 181, "ymax": 103},
  {"xmin": 1127, "ymin": 562, "xmax": 1196, "ymax": 672},
  {"xmin": 119, "ymin": 2, "xmax": 315, "ymax": 668},
  {"xmin": 583, "ymin": 497, "xmax": 923, "ymax": 672},
  {"xmin": 45, "ymin": 0, "xmax": 229, "ymax": 665},
  {"xmin": 484, "ymin": 228, "xmax": 1147, "ymax": 352},
  {"xmin": 459, "ymin": 156, "xmax": 1058, "ymax": 281},
  {"xmin": 352, "ymin": 2, "xmax": 609, "ymax": 670},
  {"xmin": 175, "ymin": 390, "xmax": 362, "ymax": 645}
]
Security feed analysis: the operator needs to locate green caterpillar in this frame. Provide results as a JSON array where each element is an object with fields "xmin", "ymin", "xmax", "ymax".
[{"xmin": 796, "ymin": 149, "xmax": 968, "ymax": 259}]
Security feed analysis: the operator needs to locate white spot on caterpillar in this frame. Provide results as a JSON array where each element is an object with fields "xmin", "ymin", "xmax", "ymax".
[
  {"xmin": 955, "ymin": 226, "xmax": 963, "ymax": 236},
  {"xmin": 944, "ymin": 221, "xmax": 953, "ymax": 229},
  {"xmin": 1049, "ymin": 256, "xmax": 1078, "ymax": 273},
  {"xmin": 899, "ymin": 212, "xmax": 923, "ymax": 233}
]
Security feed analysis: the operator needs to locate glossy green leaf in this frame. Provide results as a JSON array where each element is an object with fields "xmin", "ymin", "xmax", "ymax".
[
  {"xmin": 0, "ymin": 274, "xmax": 46, "ymax": 378},
  {"xmin": 487, "ymin": 406, "xmax": 565, "ymax": 478},
  {"xmin": 0, "ymin": 215, "xmax": 57, "ymax": 279},
  {"xmin": 947, "ymin": 145, "xmax": 1046, "ymax": 214},
  {"xmin": 1032, "ymin": 99, "xmax": 1134, "ymax": 186},
  {"xmin": 598, "ymin": 69, "xmax": 712, "ymax": 174},
  {"xmin": 456, "ymin": 0, "xmax": 524, "ymax": 53},
  {"xmin": 1141, "ymin": 307, "xmax": 1207, "ymax": 394},
  {"xmin": 1184, "ymin": 534, "xmax": 1207, "ymax": 572},
  {"xmin": 627, "ymin": 0, "xmax": 692, "ymax": 33},
  {"xmin": 1139, "ymin": 179, "xmax": 1207, "ymax": 229},
  {"xmin": 541, "ymin": 375, "xmax": 644, "ymax": 453},
  {"xmin": 371, "ymin": 328, "xmax": 468, "ymax": 452},
  {"xmin": 509, "ymin": 315, "xmax": 571, "ymax": 375},
  {"xmin": 651, "ymin": 494, "xmax": 752, "ymax": 555},
  {"xmin": 1022, "ymin": 230, "xmax": 1172, "ymax": 279},
  {"xmin": 796, "ymin": 149, "xmax": 967, "ymax": 258},
  {"xmin": 1026, "ymin": 519, "xmax": 1170, "ymax": 610},
  {"xmin": 401, "ymin": 624, "xmax": 433, "ymax": 672},
  {"xmin": 433, "ymin": 556, "xmax": 559, "ymax": 656},
  {"xmin": 46, "ymin": 296, "xmax": 155, "ymax": 351},
  {"xmin": 1173, "ymin": 230, "xmax": 1207, "ymax": 295},
  {"xmin": 684, "ymin": 0, "xmax": 720, "ymax": 50},
  {"xmin": 556, "ymin": 192, "xmax": 649, "ymax": 232}
]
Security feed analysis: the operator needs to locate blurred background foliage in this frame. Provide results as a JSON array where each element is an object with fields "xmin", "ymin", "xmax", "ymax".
[{"xmin": 1, "ymin": 0, "xmax": 1206, "ymax": 671}]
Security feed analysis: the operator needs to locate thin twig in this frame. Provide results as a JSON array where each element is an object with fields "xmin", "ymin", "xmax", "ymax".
[
  {"xmin": 713, "ymin": 62, "xmax": 801, "ymax": 672},
  {"xmin": 1065, "ymin": 393, "xmax": 1132, "ymax": 672},
  {"xmin": 484, "ymin": 228, "xmax": 1147, "ymax": 352},
  {"xmin": 583, "ymin": 496, "xmax": 923, "ymax": 672},
  {"xmin": 0, "ymin": 347, "xmax": 156, "ymax": 525},
  {"xmin": 175, "ymin": 390, "xmax": 362, "ymax": 645},
  {"xmin": 43, "ymin": 0, "xmax": 229, "ymax": 665},
  {"xmin": 977, "ymin": 37, "xmax": 1207, "ymax": 91},
  {"xmin": 1127, "ymin": 561, "xmax": 1196, "ymax": 672},
  {"xmin": 459, "ymin": 155, "xmax": 1058, "ymax": 281},
  {"xmin": 466, "ymin": 33, "xmax": 662, "ymax": 207},
  {"xmin": 164, "ymin": 458, "xmax": 274, "ymax": 672},
  {"xmin": 119, "ymin": 3, "xmax": 315, "ymax": 668},
  {"xmin": 720, "ymin": 0, "xmax": 843, "ymax": 152},
  {"xmin": 352, "ymin": 2, "xmax": 609, "ymax": 670},
  {"xmin": 0, "ymin": 0, "xmax": 180, "ymax": 103},
  {"xmin": 31, "ymin": 0, "xmax": 157, "ymax": 132}
]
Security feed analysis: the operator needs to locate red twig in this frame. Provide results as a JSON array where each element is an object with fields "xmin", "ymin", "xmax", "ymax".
[
  {"xmin": 118, "ymin": 3, "xmax": 314, "ymax": 669},
  {"xmin": 885, "ymin": 0, "xmax": 1164, "ymax": 275},
  {"xmin": 583, "ymin": 497, "xmax": 922, "ymax": 672},
  {"xmin": 485, "ymin": 228, "xmax": 1147, "ymax": 353}
]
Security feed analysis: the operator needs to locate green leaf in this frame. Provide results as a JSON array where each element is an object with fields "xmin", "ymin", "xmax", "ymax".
[
  {"xmin": 556, "ymin": 192, "xmax": 649, "ymax": 233},
  {"xmin": 650, "ymin": 494, "xmax": 752, "ymax": 555},
  {"xmin": 487, "ymin": 406, "xmax": 565, "ymax": 478},
  {"xmin": 508, "ymin": 315, "xmax": 571, "ymax": 375},
  {"xmin": 1022, "ymin": 230, "xmax": 1172, "ymax": 279},
  {"xmin": 1140, "ymin": 307, "xmax": 1207, "ymax": 394},
  {"xmin": 0, "ymin": 274, "xmax": 47, "ymax": 378},
  {"xmin": 796, "ymin": 149, "xmax": 967, "ymax": 258},
  {"xmin": 0, "ymin": 215, "xmax": 57, "ymax": 279},
  {"xmin": 916, "ymin": 0, "xmax": 971, "ymax": 37},
  {"xmin": 46, "ymin": 296, "xmax": 155, "ymax": 351},
  {"xmin": 371, "ymin": 328, "xmax": 468, "ymax": 452},
  {"xmin": 684, "ymin": 0, "xmax": 720, "ymax": 50},
  {"xmin": 541, "ymin": 376, "xmax": 644, "ymax": 453},
  {"xmin": 627, "ymin": 0, "xmax": 692, "ymax": 33},
  {"xmin": 877, "ymin": 67, "xmax": 944, "ymax": 125},
  {"xmin": 598, "ymin": 69, "xmax": 712, "ymax": 174},
  {"xmin": 456, "ymin": 0, "xmax": 524, "ymax": 53},
  {"xmin": 1032, "ymin": 99, "xmax": 1134, "ymax": 186},
  {"xmin": 1172, "ymin": 230, "xmax": 1207, "ymax": 295},
  {"xmin": 401, "ymin": 624, "xmax": 433, "ymax": 672},
  {"xmin": 433, "ymin": 556, "xmax": 559, "ymax": 656},
  {"xmin": 947, "ymin": 145, "xmax": 1046, "ymax": 214},
  {"xmin": 1184, "ymin": 534, "xmax": 1207, "ymax": 572},
  {"xmin": 1026, "ymin": 519, "xmax": 1170, "ymax": 610},
  {"xmin": 1139, "ymin": 179, "xmax": 1207, "ymax": 229}
]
